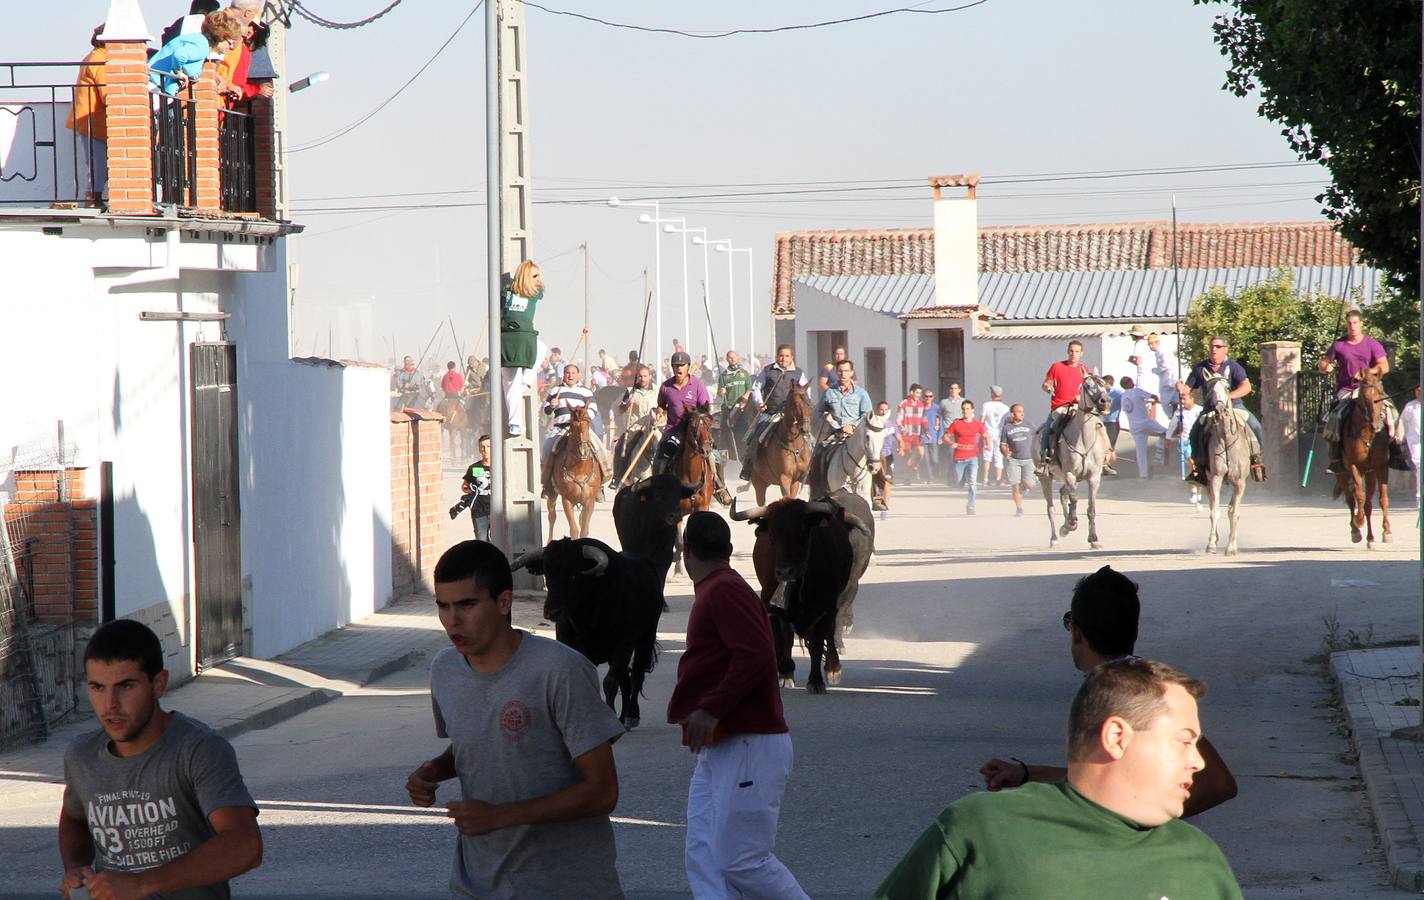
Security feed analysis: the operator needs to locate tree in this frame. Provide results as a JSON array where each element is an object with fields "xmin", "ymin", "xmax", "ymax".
[{"xmin": 1196, "ymin": 1, "xmax": 1421, "ymax": 298}]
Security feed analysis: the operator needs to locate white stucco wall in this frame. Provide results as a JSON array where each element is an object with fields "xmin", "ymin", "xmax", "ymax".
[{"xmin": 792, "ymin": 284, "xmax": 905, "ymax": 403}]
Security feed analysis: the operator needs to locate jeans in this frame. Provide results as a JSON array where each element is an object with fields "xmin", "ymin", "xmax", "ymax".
[
  {"xmin": 472, "ymin": 513, "xmax": 490, "ymax": 541},
  {"xmin": 953, "ymin": 457, "xmax": 979, "ymax": 508}
]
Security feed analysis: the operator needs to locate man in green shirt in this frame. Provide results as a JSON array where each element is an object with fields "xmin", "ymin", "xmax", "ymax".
[{"xmin": 873, "ymin": 657, "xmax": 1243, "ymax": 900}]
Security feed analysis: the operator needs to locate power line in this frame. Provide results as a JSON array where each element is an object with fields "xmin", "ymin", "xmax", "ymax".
[
  {"xmin": 290, "ymin": 3, "xmax": 482, "ymax": 153},
  {"xmin": 517, "ymin": 0, "xmax": 991, "ymax": 38},
  {"xmin": 287, "ymin": 0, "xmax": 406, "ymax": 30}
]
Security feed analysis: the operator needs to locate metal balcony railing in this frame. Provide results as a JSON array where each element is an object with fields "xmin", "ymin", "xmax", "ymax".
[{"xmin": 0, "ymin": 61, "xmax": 106, "ymax": 205}]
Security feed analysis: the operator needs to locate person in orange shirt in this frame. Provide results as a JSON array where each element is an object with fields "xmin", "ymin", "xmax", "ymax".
[{"xmin": 66, "ymin": 25, "xmax": 108, "ymax": 206}]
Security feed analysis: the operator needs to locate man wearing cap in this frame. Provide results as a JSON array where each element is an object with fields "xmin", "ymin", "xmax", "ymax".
[
  {"xmin": 741, "ymin": 344, "xmax": 809, "ymax": 482},
  {"xmin": 668, "ymin": 512, "xmax": 809, "ymax": 900},
  {"xmin": 1127, "ymin": 325, "xmax": 1154, "ymax": 393},
  {"xmin": 979, "ymin": 386, "xmax": 1011, "ymax": 486},
  {"xmin": 977, "ymin": 565, "xmax": 1237, "ymax": 820}
]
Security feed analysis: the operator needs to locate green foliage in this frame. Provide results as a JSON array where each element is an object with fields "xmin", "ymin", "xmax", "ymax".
[{"xmin": 1196, "ymin": 1, "xmax": 1421, "ymax": 299}]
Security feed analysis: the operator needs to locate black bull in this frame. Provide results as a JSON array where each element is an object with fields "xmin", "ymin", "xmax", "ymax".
[
  {"xmin": 511, "ymin": 538, "xmax": 663, "ymax": 729},
  {"xmin": 613, "ymin": 474, "xmax": 699, "ymax": 587},
  {"xmin": 730, "ymin": 492, "xmax": 873, "ymax": 694}
]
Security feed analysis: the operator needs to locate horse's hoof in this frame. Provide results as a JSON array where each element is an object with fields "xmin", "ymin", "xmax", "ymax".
[
  {"xmin": 621, "ymin": 717, "xmax": 640, "ymax": 731},
  {"xmin": 1058, "ymin": 525, "xmax": 1071, "ymax": 538},
  {"xmin": 1367, "ymin": 540, "xmax": 1375, "ymax": 550},
  {"xmin": 1089, "ymin": 542, "xmax": 1103, "ymax": 550},
  {"xmin": 1351, "ymin": 530, "xmax": 1363, "ymax": 544},
  {"xmin": 1068, "ymin": 520, "xmax": 1079, "ymax": 533},
  {"xmin": 779, "ymin": 676, "xmax": 797, "ymax": 689},
  {"xmin": 1226, "ymin": 547, "xmax": 1238, "ymax": 557},
  {"xmin": 826, "ymin": 669, "xmax": 843, "ymax": 686},
  {"xmin": 806, "ymin": 681, "xmax": 827, "ymax": 695},
  {"xmin": 1049, "ymin": 539, "xmax": 1059, "ymax": 548},
  {"xmin": 1382, "ymin": 533, "xmax": 1393, "ymax": 543}
]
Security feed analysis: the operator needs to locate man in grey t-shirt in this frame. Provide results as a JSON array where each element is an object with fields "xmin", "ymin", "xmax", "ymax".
[
  {"xmin": 1000, "ymin": 403, "xmax": 1039, "ymax": 517},
  {"xmin": 406, "ymin": 540, "xmax": 626, "ymax": 899},
  {"xmin": 59, "ymin": 620, "xmax": 261, "ymax": 900}
]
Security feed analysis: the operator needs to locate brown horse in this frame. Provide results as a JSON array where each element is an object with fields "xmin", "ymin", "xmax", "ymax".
[
  {"xmin": 672, "ymin": 409, "xmax": 718, "ymax": 517},
  {"xmin": 436, "ymin": 397, "xmax": 470, "ymax": 463},
  {"xmin": 749, "ymin": 382, "xmax": 812, "ymax": 504},
  {"xmin": 1336, "ymin": 371, "xmax": 1392, "ymax": 546},
  {"xmin": 546, "ymin": 407, "xmax": 604, "ymax": 539}
]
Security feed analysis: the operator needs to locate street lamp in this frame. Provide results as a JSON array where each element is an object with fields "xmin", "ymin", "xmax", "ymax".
[
  {"xmin": 608, "ymin": 197, "xmax": 664, "ymax": 373},
  {"xmin": 289, "ymin": 71, "xmax": 330, "ymax": 93},
  {"xmin": 667, "ymin": 222, "xmax": 713, "ymax": 361},
  {"xmin": 719, "ymin": 245, "xmax": 754, "ymax": 364},
  {"xmin": 705, "ymin": 238, "xmax": 735, "ymax": 362},
  {"xmin": 660, "ymin": 218, "xmax": 692, "ymax": 361}
]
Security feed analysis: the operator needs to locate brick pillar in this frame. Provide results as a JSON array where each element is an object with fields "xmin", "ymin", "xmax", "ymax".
[
  {"xmin": 413, "ymin": 411, "xmax": 445, "ymax": 592},
  {"xmin": 193, "ymin": 61, "xmax": 222, "ymax": 212},
  {"xmin": 389, "ymin": 410, "xmax": 446, "ymax": 597},
  {"xmin": 3, "ymin": 469, "xmax": 97, "ymax": 626},
  {"xmin": 251, "ymin": 95, "xmax": 278, "ymax": 218},
  {"xmin": 390, "ymin": 412, "xmax": 418, "ymax": 596},
  {"xmin": 1259, "ymin": 341, "xmax": 1302, "ymax": 490},
  {"xmin": 101, "ymin": 41, "xmax": 154, "ymax": 215}
]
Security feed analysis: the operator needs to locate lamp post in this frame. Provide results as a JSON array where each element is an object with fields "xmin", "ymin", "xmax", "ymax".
[
  {"xmin": 667, "ymin": 223, "xmax": 711, "ymax": 361},
  {"xmin": 720, "ymin": 245, "xmax": 754, "ymax": 364},
  {"xmin": 706, "ymin": 239, "xmax": 735, "ymax": 362},
  {"xmin": 607, "ymin": 197, "xmax": 663, "ymax": 374},
  {"xmin": 660, "ymin": 218, "xmax": 691, "ymax": 361}
]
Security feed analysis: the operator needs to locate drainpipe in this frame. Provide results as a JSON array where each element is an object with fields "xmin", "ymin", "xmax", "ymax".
[{"xmin": 900, "ymin": 319, "xmax": 909, "ymax": 399}]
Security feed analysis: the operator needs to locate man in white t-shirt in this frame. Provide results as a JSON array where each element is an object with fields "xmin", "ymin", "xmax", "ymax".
[
  {"xmin": 1129, "ymin": 329, "xmax": 1163, "ymax": 399},
  {"xmin": 979, "ymin": 386, "xmax": 1011, "ymax": 486},
  {"xmin": 1168, "ymin": 392, "xmax": 1204, "ymax": 507},
  {"xmin": 1402, "ymin": 385, "xmax": 1421, "ymax": 503},
  {"xmin": 1119, "ymin": 376, "xmax": 1168, "ymax": 479}
]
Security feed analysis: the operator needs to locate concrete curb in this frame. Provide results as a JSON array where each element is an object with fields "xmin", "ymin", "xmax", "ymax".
[
  {"xmin": 1329, "ymin": 651, "xmax": 1424, "ymax": 891},
  {"xmin": 213, "ymin": 687, "xmax": 341, "ymax": 742}
]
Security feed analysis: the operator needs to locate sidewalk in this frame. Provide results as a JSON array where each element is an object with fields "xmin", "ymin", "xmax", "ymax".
[
  {"xmin": 1332, "ymin": 646, "xmax": 1424, "ymax": 891},
  {"xmin": 0, "ymin": 593, "xmax": 547, "ymax": 809}
]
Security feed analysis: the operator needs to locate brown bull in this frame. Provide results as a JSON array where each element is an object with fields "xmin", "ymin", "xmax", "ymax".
[
  {"xmin": 730, "ymin": 496, "xmax": 867, "ymax": 694},
  {"xmin": 748, "ymin": 382, "xmax": 812, "ymax": 504}
]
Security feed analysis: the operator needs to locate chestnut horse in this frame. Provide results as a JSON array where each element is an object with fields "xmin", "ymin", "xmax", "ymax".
[
  {"xmin": 749, "ymin": 382, "xmax": 812, "ymax": 504},
  {"xmin": 1336, "ymin": 371, "xmax": 1392, "ymax": 546},
  {"xmin": 546, "ymin": 407, "xmax": 604, "ymax": 539},
  {"xmin": 436, "ymin": 397, "xmax": 470, "ymax": 463},
  {"xmin": 671, "ymin": 408, "xmax": 718, "ymax": 517}
]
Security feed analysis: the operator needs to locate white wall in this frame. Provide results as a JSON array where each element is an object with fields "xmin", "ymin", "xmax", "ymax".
[
  {"xmin": 793, "ymin": 284, "xmax": 905, "ymax": 403},
  {"xmin": 933, "ymin": 198, "xmax": 977, "ymax": 308}
]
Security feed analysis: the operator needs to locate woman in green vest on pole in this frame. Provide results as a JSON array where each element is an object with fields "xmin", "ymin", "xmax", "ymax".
[{"xmin": 500, "ymin": 260, "xmax": 544, "ymax": 436}]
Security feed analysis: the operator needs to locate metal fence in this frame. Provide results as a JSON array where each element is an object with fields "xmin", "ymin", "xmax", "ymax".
[
  {"xmin": 152, "ymin": 89, "xmax": 198, "ymax": 208},
  {"xmin": 0, "ymin": 61, "xmax": 106, "ymax": 205},
  {"xmin": 1296, "ymin": 370, "xmax": 1334, "ymax": 476},
  {"xmin": 219, "ymin": 106, "xmax": 256, "ymax": 213}
]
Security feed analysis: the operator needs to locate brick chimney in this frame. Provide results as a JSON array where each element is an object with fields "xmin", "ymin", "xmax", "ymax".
[
  {"xmin": 928, "ymin": 173, "xmax": 981, "ymax": 308},
  {"xmin": 99, "ymin": 0, "xmax": 155, "ymax": 215}
]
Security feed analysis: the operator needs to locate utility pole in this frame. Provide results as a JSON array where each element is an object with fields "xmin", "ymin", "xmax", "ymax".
[
  {"xmin": 583, "ymin": 242, "xmax": 590, "ymax": 379},
  {"xmin": 484, "ymin": 0, "xmax": 505, "ymax": 548}
]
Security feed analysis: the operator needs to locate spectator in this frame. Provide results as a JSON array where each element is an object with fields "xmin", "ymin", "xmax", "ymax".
[
  {"xmin": 160, "ymin": 0, "xmax": 220, "ymax": 47},
  {"xmin": 1403, "ymin": 385, "xmax": 1422, "ymax": 503},
  {"xmin": 590, "ymin": 365, "xmax": 610, "ymax": 389},
  {"xmin": 540, "ymin": 347, "xmax": 566, "ymax": 386},
  {"xmin": 938, "ymin": 382, "xmax": 964, "ymax": 425},
  {"xmin": 922, "ymin": 389, "xmax": 942, "ymax": 480},
  {"xmin": 944, "ymin": 399, "xmax": 989, "ymax": 515},
  {"xmin": 871, "ymin": 401, "xmax": 897, "ymax": 516},
  {"xmin": 1000, "ymin": 403, "xmax": 1037, "ymax": 517},
  {"xmin": 1168, "ymin": 391, "xmax": 1204, "ymax": 508},
  {"xmin": 619, "ymin": 351, "xmax": 640, "ymax": 386},
  {"xmin": 669, "ymin": 512, "xmax": 810, "ymax": 900},
  {"xmin": 979, "ymin": 385, "xmax": 1010, "ymax": 486},
  {"xmin": 221, "ymin": 16, "xmax": 275, "ymax": 107},
  {"xmin": 66, "ymin": 24, "xmax": 108, "ymax": 206},
  {"xmin": 441, "ymin": 361, "xmax": 464, "ymax": 399},
  {"xmin": 895, "ymin": 384, "xmax": 927, "ymax": 484},
  {"xmin": 978, "ymin": 567, "xmax": 1237, "ymax": 818},
  {"xmin": 882, "ymin": 657, "xmax": 1241, "ymax": 898},
  {"xmin": 499, "ymin": 260, "xmax": 544, "ymax": 436},
  {"xmin": 818, "ymin": 346, "xmax": 849, "ymax": 393},
  {"xmin": 1103, "ymin": 374, "xmax": 1123, "ymax": 460},
  {"xmin": 214, "ymin": 1, "xmax": 262, "ymax": 98},
  {"xmin": 449, "ymin": 435, "xmax": 494, "ymax": 539},
  {"xmin": 149, "ymin": 10, "xmax": 243, "ymax": 95},
  {"xmin": 406, "ymin": 541, "xmax": 625, "ymax": 898},
  {"xmin": 1120, "ymin": 376, "xmax": 1167, "ymax": 478}
]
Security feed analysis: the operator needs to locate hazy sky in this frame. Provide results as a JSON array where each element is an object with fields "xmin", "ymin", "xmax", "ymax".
[{"xmin": 15, "ymin": 1, "xmax": 1329, "ymax": 367}]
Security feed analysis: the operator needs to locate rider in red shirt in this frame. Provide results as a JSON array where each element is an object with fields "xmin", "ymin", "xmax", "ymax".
[
  {"xmin": 1037, "ymin": 340, "xmax": 1090, "ymax": 469},
  {"xmin": 441, "ymin": 361, "xmax": 465, "ymax": 399}
]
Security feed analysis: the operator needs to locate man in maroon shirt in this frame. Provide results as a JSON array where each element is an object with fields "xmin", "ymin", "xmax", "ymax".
[{"xmin": 668, "ymin": 512, "xmax": 809, "ymax": 900}]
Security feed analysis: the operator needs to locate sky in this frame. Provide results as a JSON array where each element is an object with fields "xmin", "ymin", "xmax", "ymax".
[{"xmin": 12, "ymin": 1, "xmax": 1332, "ymax": 368}]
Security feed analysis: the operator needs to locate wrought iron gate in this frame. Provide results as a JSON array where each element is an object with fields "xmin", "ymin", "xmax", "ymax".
[
  {"xmin": 1296, "ymin": 370, "xmax": 1334, "ymax": 476},
  {"xmin": 191, "ymin": 343, "xmax": 242, "ymax": 667}
]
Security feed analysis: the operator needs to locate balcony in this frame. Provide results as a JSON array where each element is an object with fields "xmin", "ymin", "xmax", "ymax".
[{"xmin": 0, "ymin": 56, "xmax": 276, "ymax": 219}]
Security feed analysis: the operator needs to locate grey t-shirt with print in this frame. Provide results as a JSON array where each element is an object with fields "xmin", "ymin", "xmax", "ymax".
[
  {"xmin": 62, "ymin": 710, "xmax": 257, "ymax": 900},
  {"xmin": 430, "ymin": 633, "xmax": 626, "ymax": 899}
]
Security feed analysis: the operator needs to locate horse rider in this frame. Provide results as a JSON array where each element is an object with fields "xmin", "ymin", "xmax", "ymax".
[
  {"xmin": 539, "ymin": 363, "xmax": 610, "ymax": 497},
  {"xmin": 1035, "ymin": 340, "xmax": 1092, "ymax": 474},
  {"xmin": 653, "ymin": 351, "xmax": 733, "ymax": 504},
  {"xmin": 717, "ymin": 350, "xmax": 752, "ymax": 450},
  {"xmin": 816, "ymin": 358, "xmax": 875, "ymax": 503},
  {"xmin": 393, "ymin": 355, "xmax": 423, "ymax": 411},
  {"xmin": 440, "ymin": 361, "xmax": 465, "ymax": 400},
  {"xmin": 1318, "ymin": 309, "xmax": 1409, "ymax": 473},
  {"xmin": 1174, "ymin": 335, "xmax": 1266, "ymax": 484},
  {"xmin": 616, "ymin": 364, "xmax": 660, "ymax": 473},
  {"xmin": 740, "ymin": 343, "xmax": 809, "ymax": 483}
]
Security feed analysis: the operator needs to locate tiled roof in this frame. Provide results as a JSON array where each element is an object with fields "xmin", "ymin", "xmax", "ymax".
[
  {"xmin": 928, "ymin": 173, "xmax": 981, "ymax": 189},
  {"xmin": 795, "ymin": 274, "xmax": 935, "ymax": 316},
  {"xmin": 899, "ymin": 305, "xmax": 984, "ymax": 320},
  {"xmin": 771, "ymin": 221, "xmax": 1362, "ymax": 316}
]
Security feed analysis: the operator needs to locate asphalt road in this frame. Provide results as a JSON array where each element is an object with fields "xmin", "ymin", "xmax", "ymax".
[{"xmin": 2, "ymin": 476, "xmax": 1419, "ymax": 898}]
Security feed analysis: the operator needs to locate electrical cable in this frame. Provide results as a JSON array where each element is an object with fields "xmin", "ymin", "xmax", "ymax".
[
  {"xmin": 288, "ymin": 0, "xmax": 406, "ymax": 30},
  {"xmin": 517, "ymin": 0, "xmax": 990, "ymax": 38}
]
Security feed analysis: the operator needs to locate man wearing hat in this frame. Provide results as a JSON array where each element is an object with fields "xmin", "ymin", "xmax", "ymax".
[
  {"xmin": 980, "ymin": 385, "xmax": 1011, "ymax": 486},
  {"xmin": 669, "ymin": 512, "xmax": 810, "ymax": 899}
]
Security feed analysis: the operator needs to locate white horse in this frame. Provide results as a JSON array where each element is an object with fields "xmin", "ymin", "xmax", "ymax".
[
  {"xmin": 1038, "ymin": 372, "xmax": 1113, "ymax": 549},
  {"xmin": 1201, "ymin": 375, "xmax": 1250, "ymax": 555}
]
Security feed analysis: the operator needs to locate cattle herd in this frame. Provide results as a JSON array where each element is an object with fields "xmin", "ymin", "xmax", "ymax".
[{"xmin": 519, "ymin": 474, "xmax": 877, "ymax": 728}]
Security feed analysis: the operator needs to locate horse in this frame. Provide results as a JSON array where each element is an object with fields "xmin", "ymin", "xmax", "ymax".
[
  {"xmin": 1336, "ymin": 371, "xmax": 1392, "ymax": 546},
  {"xmin": 1038, "ymin": 372, "xmax": 1113, "ymax": 549},
  {"xmin": 435, "ymin": 396, "xmax": 470, "ymax": 463},
  {"xmin": 612, "ymin": 422, "xmax": 659, "ymax": 486},
  {"xmin": 545, "ymin": 407, "xmax": 604, "ymax": 539},
  {"xmin": 1200, "ymin": 375, "xmax": 1250, "ymax": 555},
  {"xmin": 807, "ymin": 414, "xmax": 880, "ymax": 506},
  {"xmin": 748, "ymin": 383, "xmax": 813, "ymax": 504},
  {"xmin": 670, "ymin": 408, "xmax": 719, "ymax": 517}
]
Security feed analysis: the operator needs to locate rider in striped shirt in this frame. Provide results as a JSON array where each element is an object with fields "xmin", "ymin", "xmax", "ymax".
[{"xmin": 540, "ymin": 364, "xmax": 609, "ymax": 496}]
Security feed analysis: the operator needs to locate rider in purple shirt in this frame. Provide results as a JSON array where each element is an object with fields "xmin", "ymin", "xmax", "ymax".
[
  {"xmin": 1319, "ymin": 309, "xmax": 1404, "ymax": 473},
  {"xmin": 654, "ymin": 352, "xmax": 730, "ymax": 502}
]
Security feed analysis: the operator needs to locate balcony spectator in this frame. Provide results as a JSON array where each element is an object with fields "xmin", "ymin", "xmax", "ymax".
[
  {"xmin": 215, "ymin": 1, "xmax": 262, "ymax": 96},
  {"xmin": 149, "ymin": 11, "xmax": 243, "ymax": 96},
  {"xmin": 223, "ymin": 17, "xmax": 275, "ymax": 107},
  {"xmin": 160, "ymin": 1, "xmax": 221, "ymax": 47},
  {"xmin": 66, "ymin": 24, "xmax": 108, "ymax": 206}
]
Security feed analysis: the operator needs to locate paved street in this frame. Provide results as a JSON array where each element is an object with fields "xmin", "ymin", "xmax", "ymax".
[{"xmin": 2, "ymin": 476, "xmax": 1420, "ymax": 897}]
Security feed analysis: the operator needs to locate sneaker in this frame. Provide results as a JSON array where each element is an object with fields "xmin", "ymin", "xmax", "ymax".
[
  {"xmin": 1101, "ymin": 465, "xmax": 1118, "ymax": 476},
  {"xmin": 879, "ymin": 509, "xmax": 888, "ymax": 521},
  {"xmin": 1014, "ymin": 508, "xmax": 1024, "ymax": 518},
  {"xmin": 966, "ymin": 505, "xmax": 976, "ymax": 516}
]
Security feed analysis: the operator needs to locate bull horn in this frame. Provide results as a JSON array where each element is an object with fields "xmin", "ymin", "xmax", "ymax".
[
  {"xmin": 581, "ymin": 544, "xmax": 610, "ymax": 577},
  {"xmin": 842, "ymin": 513, "xmax": 871, "ymax": 535},
  {"xmin": 630, "ymin": 478, "xmax": 652, "ymax": 495},
  {"xmin": 729, "ymin": 499, "xmax": 768, "ymax": 522},
  {"xmin": 806, "ymin": 500, "xmax": 835, "ymax": 517},
  {"xmin": 510, "ymin": 547, "xmax": 545, "ymax": 572}
]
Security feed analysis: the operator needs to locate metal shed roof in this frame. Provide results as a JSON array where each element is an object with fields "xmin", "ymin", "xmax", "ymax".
[{"xmin": 798, "ymin": 266, "xmax": 1383, "ymax": 322}]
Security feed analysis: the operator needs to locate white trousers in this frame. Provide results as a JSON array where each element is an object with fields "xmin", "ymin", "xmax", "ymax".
[
  {"xmin": 1130, "ymin": 422, "xmax": 1168, "ymax": 477},
  {"xmin": 685, "ymin": 732, "xmax": 807, "ymax": 900},
  {"xmin": 500, "ymin": 367, "xmax": 530, "ymax": 431}
]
